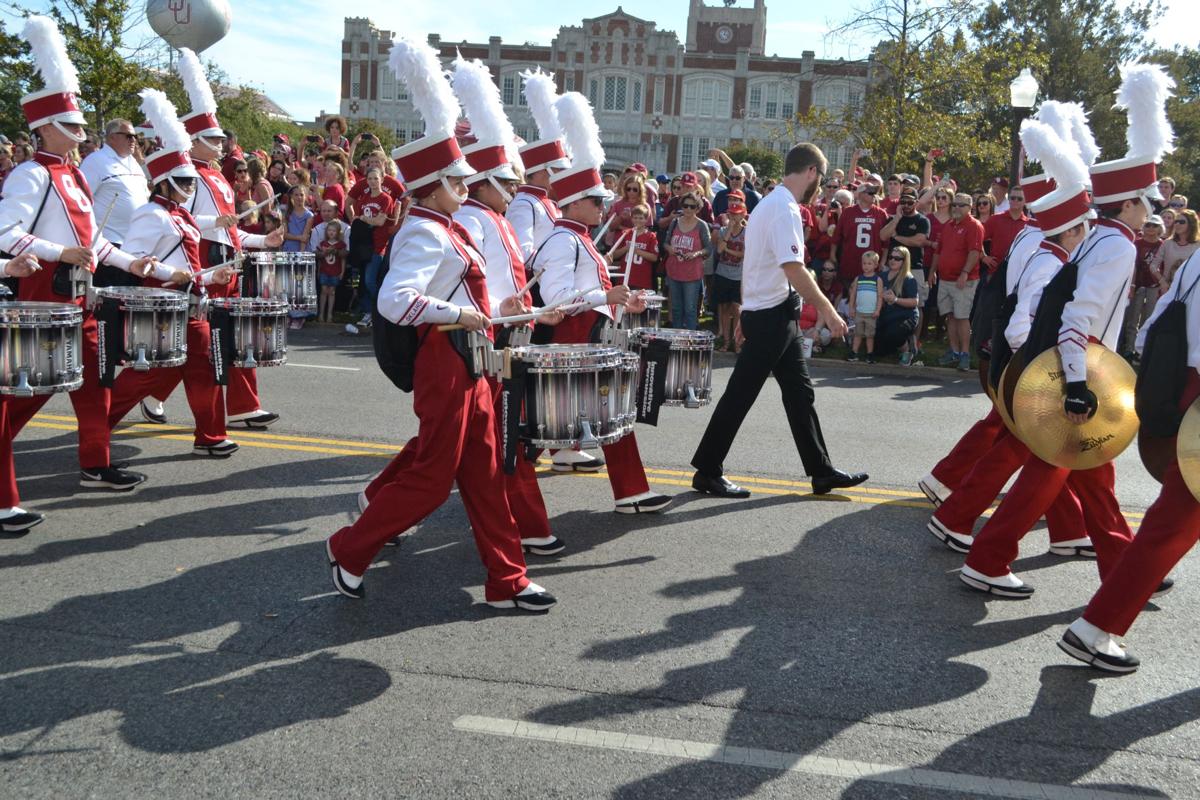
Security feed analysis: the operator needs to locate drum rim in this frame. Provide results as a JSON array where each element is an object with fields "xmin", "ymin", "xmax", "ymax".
[
  {"xmin": 209, "ymin": 298, "xmax": 289, "ymax": 313},
  {"xmin": 0, "ymin": 300, "xmax": 84, "ymax": 322}
]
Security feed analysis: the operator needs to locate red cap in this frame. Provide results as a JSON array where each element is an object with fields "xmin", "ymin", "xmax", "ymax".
[
  {"xmin": 1020, "ymin": 173, "xmax": 1056, "ymax": 204},
  {"xmin": 21, "ymin": 89, "xmax": 86, "ymax": 130}
]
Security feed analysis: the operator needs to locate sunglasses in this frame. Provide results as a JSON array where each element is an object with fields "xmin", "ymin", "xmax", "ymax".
[
  {"xmin": 625, "ymin": 187, "xmax": 640, "ymax": 192},
  {"xmin": 729, "ymin": 175, "xmax": 744, "ymax": 180},
  {"xmin": 976, "ymin": 201, "xmax": 991, "ymax": 207},
  {"xmin": 114, "ymin": 132, "xmax": 136, "ymax": 140},
  {"xmin": 681, "ymin": 204, "xmax": 699, "ymax": 210},
  {"xmin": 235, "ymin": 168, "xmax": 248, "ymax": 173},
  {"xmin": 1169, "ymin": 202, "xmax": 1185, "ymax": 209},
  {"xmin": 1175, "ymin": 218, "xmax": 1189, "ymax": 224},
  {"xmin": 953, "ymin": 202, "xmax": 972, "ymax": 207},
  {"xmin": 822, "ymin": 268, "xmax": 836, "ymax": 273},
  {"xmin": 888, "ymin": 254, "xmax": 904, "ymax": 261},
  {"xmin": 899, "ymin": 198, "xmax": 915, "ymax": 204}
]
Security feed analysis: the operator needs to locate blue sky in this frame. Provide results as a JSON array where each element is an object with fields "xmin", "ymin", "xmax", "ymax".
[{"xmin": 4, "ymin": 0, "xmax": 1195, "ymax": 121}]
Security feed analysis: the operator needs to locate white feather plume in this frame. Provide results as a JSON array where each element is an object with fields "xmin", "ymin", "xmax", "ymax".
[
  {"xmin": 389, "ymin": 38, "xmax": 459, "ymax": 138},
  {"xmin": 138, "ymin": 89, "xmax": 190, "ymax": 155},
  {"xmin": 1115, "ymin": 63, "xmax": 1175, "ymax": 160},
  {"xmin": 453, "ymin": 56, "xmax": 519, "ymax": 164},
  {"xmin": 521, "ymin": 69, "xmax": 562, "ymax": 142},
  {"xmin": 1034, "ymin": 101, "xmax": 1077, "ymax": 154},
  {"xmin": 1063, "ymin": 103, "xmax": 1101, "ymax": 166},
  {"xmin": 1020, "ymin": 119, "xmax": 1088, "ymax": 192},
  {"xmin": 176, "ymin": 47, "xmax": 216, "ymax": 116},
  {"xmin": 21, "ymin": 15, "xmax": 79, "ymax": 94},
  {"xmin": 554, "ymin": 91, "xmax": 604, "ymax": 171}
]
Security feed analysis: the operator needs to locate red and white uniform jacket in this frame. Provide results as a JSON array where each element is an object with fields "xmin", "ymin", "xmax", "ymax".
[
  {"xmin": 534, "ymin": 218, "xmax": 613, "ymax": 320},
  {"xmin": 1057, "ymin": 218, "xmax": 1136, "ymax": 382},
  {"xmin": 122, "ymin": 196, "xmax": 223, "ymax": 292},
  {"xmin": 0, "ymin": 152, "xmax": 136, "ymax": 303},
  {"xmin": 1005, "ymin": 238, "xmax": 1071, "ymax": 351},
  {"xmin": 1137, "ymin": 251, "xmax": 1200, "ymax": 367},
  {"xmin": 455, "ymin": 198, "xmax": 527, "ymax": 317},
  {"xmin": 506, "ymin": 185, "xmax": 559, "ymax": 260},
  {"xmin": 186, "ymin": 158, "xmax": 270, "ymax": 251},
  {"xmin": 377, "ymin": 206, "xmax": 490, "ymax": 328},
  {"xmin": 1003, "ymin": 222, "xmax": 1043, "ymax": 295}
]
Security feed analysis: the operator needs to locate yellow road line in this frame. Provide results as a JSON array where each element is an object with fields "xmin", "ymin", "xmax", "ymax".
[{"xmin": 27, "ymin": 413, "xmax": 1146, "ymax": 519}]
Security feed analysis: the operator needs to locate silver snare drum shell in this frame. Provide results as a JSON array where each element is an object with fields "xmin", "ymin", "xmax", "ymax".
[
  {"xmin": 634, "ymin": 327, "xmax": 714, "ymax": 408},
  {"xmin": 245, "ymin": 252, "xmax": 318, "ymax": 311},
  {"xmin": 0, "ymin": 301, "xmax": 84, "ymax": 396},
  {"xmin": 208, "ymin": 297, "xmax": 289, "ymax": 368},
  {"xmin": 618, "ymin": 293, "xmax": 665, "ymax": 331},
  {"xmin": 94, "ymin": 286, "xmax": 189, "ymax": 371},
  {"xmin": 510, "ymin": 344, "xmax": 631, "ymax": 450}
]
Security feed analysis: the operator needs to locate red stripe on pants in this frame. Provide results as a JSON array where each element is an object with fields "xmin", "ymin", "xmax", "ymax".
[
  {"xmin": 107, "ymin": 319, "xmax": 227, "ymax": 446},
  {"xmin": 932, "ymin": 425, "xmax": 1085, "ymax": 543},
  {"xmin": 330, "ymin": 330, "xmax": 528, "ymax": 601},
  {"xmin": 965, "ymin": 456, "xmax": 1133, "ymax": 578},
  {"xmin": 550, "ymin": 310, "xmax": 650, "ymax": 500},
  {"xmin": 3, "ymin": 314, "xmax": 112, "ymax": 477}
]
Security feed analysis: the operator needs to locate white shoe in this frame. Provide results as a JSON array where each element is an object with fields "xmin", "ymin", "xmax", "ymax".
[
  {"xmin": 344, "ymin": 323, "xmax": 360, "ymax": 335},
  {"xmin": 1059, "ymin": 618, "xmax": 1138, "ymax": 673},
  {"xmin": 918, "ymin": 473, "xmax": 951, "ymax": 507},
  {"xmin": 551, "ymin": 449, "xmax": 605, "ymax": 473},
  {"xmin": 927, "ymin": 516, "xmax": 973, "ymax": 553},
  {"xmin": 140, "ymin": 398, "xmax": 167, "ymax": 424},
  {"xmin": 958, "ymin": 564, "xmax": 1034, "ymax": 598},
  {"xmin": 521, "ymin": 535, "xmax": 565, "ymax": 555},
  {"xmin": 357, "ymin": 313, "xmax": 372, "ymax": 327},
  {"xmin": 1048, "ymin": 537, "xmax": 1097, "ymax": 558}
]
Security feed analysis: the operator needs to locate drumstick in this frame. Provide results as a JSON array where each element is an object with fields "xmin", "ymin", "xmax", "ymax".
[
  {"xmin": 199, "ymin": 194, "xmax": 280, "ymax": 232},
  {"xmin": 515, "ymin": 268, "xmax": 545, "ymax": 300},
  {"xmin": 592, "ymin": 214, "xmax": 615, "ymax": 244},
  {"xmin": 436, "ymin": 285, "xmax": 600, "ymax": 331},
  {"xmin": 613, "ymin": 229, "xmax": 638, "ymax": 325},
  {"xmin": 90, "ymin": 196, "xmax": 119, "ymax": 246}
]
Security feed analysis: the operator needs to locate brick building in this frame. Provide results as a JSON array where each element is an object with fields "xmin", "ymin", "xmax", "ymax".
[{"xmin": 335, "ymin": 1, "xmax": 872, "ymax": 174}]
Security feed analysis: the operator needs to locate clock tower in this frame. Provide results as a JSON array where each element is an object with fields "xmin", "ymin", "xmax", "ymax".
[{"xmin": 686, "ymin": 0, "xmax": 766, "ymax": 56}]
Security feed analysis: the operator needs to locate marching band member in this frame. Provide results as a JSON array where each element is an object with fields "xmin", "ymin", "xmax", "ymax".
[
  {"xmin": 1059, "ymin": 250, "xmax": 1200, "ymax": 672},
  {"xmin": 926, "ymin": 114, "xmax": 1098, "ymax": 555},
  {"xmin": 326, "ymin": 37, "xmax": 554, "ymax": 611},
  {"xmin": 106, "ymin": 90, "xmax": 239, "ymax": 458},
  {"xmin": 531, "ymin": 91, "xmax": 672, "ymax": 515},
  {"xmin": 140, "ymin": 48, "xmax": 283, "ymax": 430},
  {"xmin": 0, "ymin": 17, "xmax": 156, "ymax": 534},
  {"xmin": 917, "ymin": 102, "xmax": 1098, "ymax": 507},
  {"xmin": 959, "ymin": 65, "xmax": 1175, "ymax": 598},
  {"xmin": 452, "ymin": 56, "xmax": 563, "ymax": 554},
  {"xmin": 509, "ymin": 70, "xmax": 602, "ymax": 474}
]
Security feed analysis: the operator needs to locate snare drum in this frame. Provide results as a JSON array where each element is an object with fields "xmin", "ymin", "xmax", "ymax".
[
  {"xmin": 207, "ymin": 297, "xmax": 289, "ymax": 367},
  {"xmin": 618, "ymin": 293, "xmax": 665, "ymax": 331},
  {"xmin": 510, "ymin": 344, "xmax": 632, "ymax": 450},
  {"xmin": 94, "ymin": 286, "xmax": 188, "ymax": 371},
  {"xmin": 0, "ymin": 301, "xmax": 84, "ymax": 395},
  {"xmin": 633, "ymin": 328, "xmax": 714, "ymax": 408},
  {"xmin": 244, "ymin": 252, "xmax": 318, "ymax": 311}
]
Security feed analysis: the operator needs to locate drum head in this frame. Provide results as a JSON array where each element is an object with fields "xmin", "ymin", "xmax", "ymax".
[
  {"xmin": 511, "ymin": 343, "xmax": 624, "ymax": 370},
  {"xmin": 0, "ymin": 300, "xmax": 83, "ymax": 325}
]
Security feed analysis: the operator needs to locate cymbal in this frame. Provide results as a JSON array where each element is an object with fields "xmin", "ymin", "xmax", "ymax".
[
  {"xmin": 1138, "ymin": 430, "xmax": 1174, "ymax": 483},
  {"xmin": 995, "ymin": 350, "xmax": 1026, "ymax": 435},
  {"xmin": 1012, "ymin": 344, "xmax": 1138, "ymax": 470},
  {"xmin": 1178, "ymin": 398, "xmax": 1200, "ymax": 503}
]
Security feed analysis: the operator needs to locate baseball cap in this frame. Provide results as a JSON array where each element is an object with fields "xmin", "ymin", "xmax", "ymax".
[
  {"xmin": 628, "ymin": 162, "xmax": 648, "ymax": 174},
  {"xmin": 1145, "ymin": 214, "xmax": 1165, "ymax": 228},
  {"xmin": 993, "ymin": 176, "xmax": 1010, "ymax": 188},
  {"xmin": 900, "ymin": 188, "xmax": 918, "ymax": 200},
  {"xmin": 679, "ymin": 171, "xmax": 699, "ymax": 188},
  {"xmin": 699, "ymin": 158, "xmax": 721, "ymax": 171},
  {"xmin": 902, "ymin": 174, "xmax": 919, "ymax": 186},
  {"xmin": 728, "ymin": 201, "xmax": 747, "ymax": 214},
  {"xmin": 656, "ymin": 173, "xmax": 670, "ymax": 184}
]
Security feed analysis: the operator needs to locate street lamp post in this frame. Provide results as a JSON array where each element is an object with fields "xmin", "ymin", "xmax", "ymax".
[{"xmin": 1009, "ymin": 68, "xmax": 1039, "ymax": 188}]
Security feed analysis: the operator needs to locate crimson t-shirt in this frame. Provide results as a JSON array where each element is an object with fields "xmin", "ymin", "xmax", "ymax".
[
  {"xmin": 983, "ymin": 211, "xmax": 1029, "ymax": 265},
  {"xmin": 937, "ymin": 216, "xmax": 985, "ymax": 281},
  {"xmin": 353, "ymin": 191, "xmax": 396, "ymax": 254},
  {"xmin": 610, "ymin": 228, "xmax": 658, "ymax": 289},
  {"xmin": 833, "ymin": 204, "xmax": 889, "ymax": 280}
]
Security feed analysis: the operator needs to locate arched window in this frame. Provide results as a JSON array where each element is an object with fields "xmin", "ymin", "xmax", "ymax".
[
  {"xmin": 747, "ymin": 79, "xmax": 796, "ymax": 121},
  {"xmin": 681, "ymin": 76, "xmax": 732, "ymax": 119},
  {"xmin": 587, "ymin": 72, "xmax": 645, "ymax": 113},
  {"xmin": 502, "ymin": 68, "xmax": 533, "ymax": 108}
]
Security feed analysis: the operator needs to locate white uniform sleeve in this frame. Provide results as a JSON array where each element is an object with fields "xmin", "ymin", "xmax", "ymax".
[
  {"xmin": 506, "ymin": 196, "xmax": 536, "ymax": 260},
  {"xmin": 95, "ymin": 232, "xmax": 135, "ymax": 271},
  {"xmin": 456, "ymin": 213, "xmax": 503, "ymax": 316},
  {"xmin": 121, "ymin": 207, "xmax": 177, "ymax": 281},
  {"xmin": 768, "ymin": 204, "xmax": 805, "ymax": 267},
  {"xmin": 186, "ymin": 183, "xmax": 219, "ymax": 231},
  {"xmin": 0, "ymin": 165, "xmax": 65, "ymax": 262},
  {"xmin": 535, "ymin": 232, "xmax": 588, "ymax": 311},
  {"xmin": 1057, "ymin": 237, "xmax": 1129, "ymax": 383},
  {"xmin": 377, "ymin": 224, "xmax": 463, "ymax": 326},
  {"xmin": 1005, "ymin": 252, "xmax": 1052, "ymax": 351},
  {"xmin": 240, "ymin": 231, "xmax": 269, "ymax": 250}
]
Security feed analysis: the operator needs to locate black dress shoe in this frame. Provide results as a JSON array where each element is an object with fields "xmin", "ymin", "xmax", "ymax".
[
  {"xmin": 1057, "ymin": 629, "xmax": 1139, "ymax": 673},
  {"xmin": 692, "ymin": 472, "xmax": 751, "ymax": 498},
  {"xmin": 811, "ymin": 469, "xmax": 869, "ymax": 496}
]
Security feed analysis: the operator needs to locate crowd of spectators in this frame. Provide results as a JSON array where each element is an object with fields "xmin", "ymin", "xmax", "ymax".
[{"xmin": 2, "ymin": 122, "xmax": 1193, "ymax": 366}]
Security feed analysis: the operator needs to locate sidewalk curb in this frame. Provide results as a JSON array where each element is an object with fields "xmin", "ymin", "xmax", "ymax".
[{"xmin": 709, "ymin": 350, "xmax": 980, "ymax": 385}]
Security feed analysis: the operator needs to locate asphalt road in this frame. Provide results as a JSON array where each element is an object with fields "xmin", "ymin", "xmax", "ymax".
[{"xmin": 0, "ymin": 325, "xmax": 1195, "ymax": 799}]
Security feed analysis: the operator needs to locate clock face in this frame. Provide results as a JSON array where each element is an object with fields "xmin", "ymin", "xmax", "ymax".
[{"xmin": 716, "ymin": 26, "xmax": 733, "ymax": 44}]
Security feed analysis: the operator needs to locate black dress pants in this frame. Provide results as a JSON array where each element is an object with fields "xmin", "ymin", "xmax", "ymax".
[{"xmin": 691, "ymin": 298, "xmax": 834, "ymax": 478}]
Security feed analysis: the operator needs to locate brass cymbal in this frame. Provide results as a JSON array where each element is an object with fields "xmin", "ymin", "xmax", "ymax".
[
  {"xmin": 1177, "ymin": 398, "xmax": 1200, "ymax": 503},
  {"xmin": 1012, "ymin": 344, "xmax": 1138, "ymax": 470},
  {"xmin": 1138, "ymin": 429, "xmax": 1174, "ymax": 484},
  {"xmin": 995, "ymin": 350, "xmax": 1026, "ymax": 435}
]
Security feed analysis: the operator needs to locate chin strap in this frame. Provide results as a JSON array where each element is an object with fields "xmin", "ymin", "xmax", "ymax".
[
  {"xmin": 196, "ymin": 136, "xmax": 224, "ymax": 158},
  {"xmin": 168, "ymin": 176, "xmax": 197, "ymax": 201},
  {"xmin": 51, "ymin": 120, "xmax": 86, "ymax": 144},
  {"xmin": 440, "ymin": 174, "xmax": 469, "ymax": 205},
  {"xmin": 488, "ymin": 174, "xmax": 514, "ymax": 204}
]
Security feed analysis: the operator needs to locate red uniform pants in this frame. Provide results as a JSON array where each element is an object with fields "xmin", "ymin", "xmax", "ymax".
[
  {"xmin": 107, "ymin": 319, "xmax": 227, "ymax": 446},
  {"xmin": 364, "ymin": 380, "xmax": 552, "ymax": 541},
  {"xmin": 931, "ymin": 408, "xmax": 1005, "ymax": 491},
  {"xmin": 152, "ymin": 365, "xmax": 260, "ymax": 417},
  {"xmin": 1, "ymin": 314, "xmax": 112, "ymax": 507},
  {"xmin": 549, "ymin": 310, "xmax": 650, "ymax": 500},
  {"xmin": 329, "ymin": 330, "xmax": 529, "ymax": 601},
  {"xmin": 964, "ymin": 456, "xmax": 1134, "ymax": 578},
  {"xmin": 932, "ymin": 425, "xmax": 1085, "ymax": 542}
]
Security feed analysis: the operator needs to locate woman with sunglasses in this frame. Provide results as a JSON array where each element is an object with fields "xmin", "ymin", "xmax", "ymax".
[
  {"xmin": 973, "ymin": 194, "xmax": 993, "ymax": 225},
  {"xmin": 1156, "ymin": 208, "xmax": 1200, "ymax": 284},
  {"xmin": 602, "ymin": 173, "xmax": 653, "ymax": 249},
  {"xmin": 875, "ymin": 248, "xmax": 921, "ymax": 364},
  {"xmin": 662, "ymin": 190, "xmax": 712, "ymax": 330}
]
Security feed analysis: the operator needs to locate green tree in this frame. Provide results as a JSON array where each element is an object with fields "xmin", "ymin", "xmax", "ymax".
[
  {"xmin": 346, "ymin": 117, "xmax": 396, "ymax": 157},
  {"xmin": 1152, "ymin": 46, "xmax": 1200, "ymax": 198},
  {"xmin": 724, "ymin": 143, "xmax": 783, "ymax": 181},
  {"xmin": 0, "ymin": 20, "xmax": 35, "ymax": 136}
]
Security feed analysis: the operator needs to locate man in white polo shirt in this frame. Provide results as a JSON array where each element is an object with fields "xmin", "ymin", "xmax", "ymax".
[
  {"xmin": 80, "ymin": 118, "xmax": 150, "ymax": 287},
  {"xmin": 691, "ymin": 143, "xmax": 868, "ymax": 497}
]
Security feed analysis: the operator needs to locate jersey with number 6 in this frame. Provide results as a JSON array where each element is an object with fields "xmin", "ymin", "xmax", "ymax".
[{"xmin": 833, "ymin": 203, "xmax": 889, "ymax": 281}]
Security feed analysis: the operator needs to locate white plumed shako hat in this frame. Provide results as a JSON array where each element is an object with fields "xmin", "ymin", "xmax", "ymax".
[
  {"xmin": 20, "ymin": 16, "xmax": 87, "ymax": 139},
  {"xmin": 140, "ymin": 89, "xmax": 200, "ymax": 187},
  {"xmin": 549, "ymin": 92, "xmax": 611, "ymax": 208},
  {"xmin": 519, "ymin": 69, "xmax": 571, "ymax": 175},
  {"xmin": 176, "ymin": 47, "xmax": 224, "ymax": 142},
  {"xmin": 1090, "ymin": 64, "xmax": 1175, "ymax": 208},
  {"xmin": 452, "ymin": 56, "xmax": 522, "ymax": 194},
  {"xmin": 387, "ymin": 37, "xmax": 474, "ymax": 197},
  {"xmin": 1020, "ymin": 119, "xmax": 1093, "ymax": 237}
]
